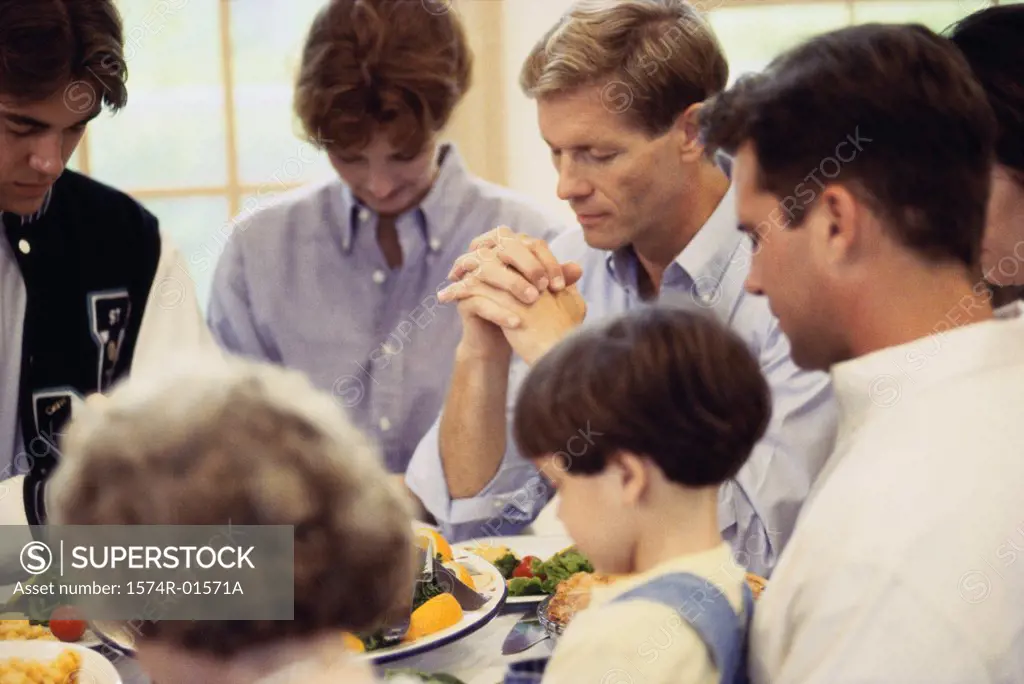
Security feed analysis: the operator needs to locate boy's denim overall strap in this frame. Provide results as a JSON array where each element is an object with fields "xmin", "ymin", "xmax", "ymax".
[
  {"xmin": 610, "ymin": 572, "xmax": 754, "ymax": 684},
  {"xmin": 503, "ymin": 656, "xmax": 550, "ymax": 684}
]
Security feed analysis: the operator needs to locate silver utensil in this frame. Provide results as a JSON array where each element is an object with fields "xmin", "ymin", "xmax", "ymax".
[
  {"xmin": 379, "ymin": 544, "xmax": 429, "ymax": 643},
  {"xmin": 501, "ymin": 611, "xmax": 550, "ymax": 655}
]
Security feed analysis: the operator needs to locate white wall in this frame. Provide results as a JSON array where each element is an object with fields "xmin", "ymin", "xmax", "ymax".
[{"xmin": 501, "ymin": 0, "xmax": 579, "ymax": 228}]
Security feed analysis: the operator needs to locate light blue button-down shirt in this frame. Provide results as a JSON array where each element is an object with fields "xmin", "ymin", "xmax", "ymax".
[
  {"xmin": 406, "ymin": 184, "xmax": 838, "ymax": 577},
  {"xmin": 207, "ymin": 145, "xmax": 565, "ymax": 473}
]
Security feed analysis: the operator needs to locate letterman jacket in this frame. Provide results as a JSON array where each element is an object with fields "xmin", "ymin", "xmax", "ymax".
[{"xmin": 1, "ymin": 170, "xmax": 216, "ymax": 528}]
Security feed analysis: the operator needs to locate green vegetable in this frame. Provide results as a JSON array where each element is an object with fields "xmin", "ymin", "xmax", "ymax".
[
  {"xmin": 361, "ymin": 574, "xmax": 448, "ymax": 652},
  {"xmin": 3, "ymin": 568, "xmax": 67, "ymax": 622},
  {"xmin": 361, "ymin": 632, "xmax": 386, "ymax": 651},
  {"xmin": 507, "ymin": 577, "xmax": 545, "ymax": 597},
  {"xmin": 534, "ymin": 548, "xmax": 595, "ymax": 594},
  {"xmin": 504, "ymin": 548, "xmax": 594, "ymax": 596},
  {"xmin": 412, "ymin": 576, "xmax": 446, "ymax": 612},
  {"xmin": 493, "ymin": 553, "xmax": 519, "ymax": 580}
]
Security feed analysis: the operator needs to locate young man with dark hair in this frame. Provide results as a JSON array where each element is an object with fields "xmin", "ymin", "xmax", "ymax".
[
  {"xmin": 948, "ymin": 6, "xmax": 1024, "ymax": 301},
  {"xmin": 206, "ymin": 0, "xmax": 563, "ymax": 478},
  {"xmin": 0, "ymin": 0, "xmax": 215, "ymax": 533},
  {"xmin": 510, "ymin": 306, "xmax": 769, "ymax": 684},
  {"xmin": 702, "ymin": 23, "xmax": 1024, "ymax": 682}
]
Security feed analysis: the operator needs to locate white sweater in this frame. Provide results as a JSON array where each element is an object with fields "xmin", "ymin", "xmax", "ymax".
[{"xmin": 751, "ymin": 310, "xmax": 1024, "ymax": 684}]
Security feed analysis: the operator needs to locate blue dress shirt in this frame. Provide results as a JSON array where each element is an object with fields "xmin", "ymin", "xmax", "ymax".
[
  {"xmin": 207, "ymin": 145, "xmax": 566, "ymax": 473},
  {"xmin": 405, "ymin": 184, "xmax": 838, "ymax": 577}
]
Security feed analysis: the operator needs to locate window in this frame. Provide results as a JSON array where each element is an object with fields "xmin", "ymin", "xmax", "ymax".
[
  {"xmin": 708, "ymin": 3, "xmax": 851, "ymax": 82},
  {"xmin": 502, "ymin": 0, "xmax": 1007, "ymax": 223},
  {"xmin": 73, "ymin": 0, "xmax": 1012, "ymax": 307},
  {"xmin": 72, "ymin": 0, "xmax": 335, "ymax": 308},
  {"xmin": 707, "ymin": 0, "xmax": 1002, "ymax": 82}
]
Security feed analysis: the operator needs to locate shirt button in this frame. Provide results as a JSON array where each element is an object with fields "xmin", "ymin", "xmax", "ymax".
[
  {"xmin": 372, "ymin": 270, "xmax": 387, "ymax": 285},
  {"xmin": 379, "ymin": 417, "xmax": 392, "ymax": 432},
  {"xmin": 429, "ymin": 237, "xmax": 441, "ymax": 251},
  {"xmin": 358, "ymin": 208, "xmax": 371, "ymax": 223},
  {"xmin": 18, "ymin": 239, "xmax": 30, "ymax": 254}
]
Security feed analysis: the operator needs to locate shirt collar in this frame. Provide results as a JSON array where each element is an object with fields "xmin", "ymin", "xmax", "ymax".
[
  {"xmin": 0, "ymin": 188, "xmax": 54, "ymax": 229},
  {"xmin": 339, "ymin": 143, "xmax": 471, "ymax": 254},
  {"xmin": 830, "ymin": 308, "xmax": 1024, "ymax": 446},
  {"xmin": 606, "ymin": 182, "xmax": 743, "ymax": 306}
]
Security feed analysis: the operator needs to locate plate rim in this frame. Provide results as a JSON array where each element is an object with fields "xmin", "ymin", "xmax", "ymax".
[
  {"xmin": 362, "ymin": 551, "xmax": 508, "ymax": 665},
  {"xmin": 88, "ymin": 620, "xmax": 138, "ymax": 657}
]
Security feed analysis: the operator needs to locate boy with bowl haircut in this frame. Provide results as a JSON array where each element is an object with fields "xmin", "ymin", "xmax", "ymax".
[{"xmin": 511, "ymin": 306, "xmax": 771, "ymax": 684}]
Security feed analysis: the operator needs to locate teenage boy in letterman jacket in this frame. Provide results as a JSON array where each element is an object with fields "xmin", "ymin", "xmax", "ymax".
[{"xmin": 0, "ymin": 0, "xmax": 216, "ymax": 541}]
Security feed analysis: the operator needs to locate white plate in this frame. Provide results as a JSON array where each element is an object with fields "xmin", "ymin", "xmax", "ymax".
[
  {"xmin": 0, "ymin": 640, "xmax": 122, "ymax": 683},
  {"xmin": 453, "ymin": 535, "xmax": 576, "ymax": 606},
  {"xmin": 360, "ymin": 552, "xmax": 507, "ymax": 664}
]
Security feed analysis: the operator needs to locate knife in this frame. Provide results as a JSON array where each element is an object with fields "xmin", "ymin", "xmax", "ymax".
[{"xmin": 501, "ymin": 612, "xmax": 550, "ymax": 655}]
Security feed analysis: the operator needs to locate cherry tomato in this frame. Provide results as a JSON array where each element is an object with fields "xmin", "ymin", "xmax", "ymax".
[
  {"xmin": 49, "ymin": 605, "xmax": 87, "ymax": 642},
  {"xmin": 513, "ymin": 556, "xmax": 539, "ymax": 578}
]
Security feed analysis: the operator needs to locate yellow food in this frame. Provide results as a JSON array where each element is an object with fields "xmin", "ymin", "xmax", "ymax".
[
  {"xmin": 341, "ymin": 632, "xmax": 365, "ymax": 652},
  {"xmin": 443, "ymin": 561, "xmax": 475, "ymax": 590},
  {"xmin": 414, "ymin": 529, "xmax": 453, "ymax": 563},
  {"xmin": 0, "ymin": 649, "xmax": 82, "ymax": 684},
  {"xmin": 406, "ymin": 593, "xmax": 462, "ymax": 641},
  {"xmin": 468, "ymin": 543, "xmax": 512, "ymax": 565},
  {"xmin": 0, "ymin": 620, "xmax": 56, "ymax": 641}
]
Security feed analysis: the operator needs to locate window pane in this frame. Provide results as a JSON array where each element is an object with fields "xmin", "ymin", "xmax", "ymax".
[
  {"xmin": 852, "ymin": 1, "xmax": 985, "ymax": 31},
  {"xmin": 236, "ymin": 190, "xmax": 293, "ymax": 221},
  {"xmin": 230, "ymin": 0, "xmax": 336, "ymax": 186},
  {"xmin": 140, "ymin": 195, "xmax": 231, "ymax": 311},
  {"xmin": 708, "ymin": 4, "xmax": 850, "ymax": 82},
  {"xmin": 86, "ymin": 0, "xmax": 227, "ymax": 190}
]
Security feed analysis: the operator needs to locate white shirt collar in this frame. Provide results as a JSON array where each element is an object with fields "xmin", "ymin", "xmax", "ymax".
[
  {"xmin": 830, "ymin": 308, "xmax": 1024, "ymax": 446},
  {"xmin": 0, "ymin": 188, "xmax": 54, "ymax": 227}
]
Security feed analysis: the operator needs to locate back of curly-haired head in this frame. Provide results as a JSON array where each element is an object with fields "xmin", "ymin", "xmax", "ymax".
[
  {"xmin": 48, "ymin": 356, "xmax": 415, "ymax": 657},
  {"xmin": 295, "ymin": 0, "xmax": 472, "ymax": 155},
  {"xmin": 513, "ymin": 306, "xmax": 772, "ymax": 487}
]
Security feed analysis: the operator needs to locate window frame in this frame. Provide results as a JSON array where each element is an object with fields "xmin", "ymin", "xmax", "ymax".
[{"xmin": 73, "ymin": 0, "xmax": 1007, "ymax": 216}]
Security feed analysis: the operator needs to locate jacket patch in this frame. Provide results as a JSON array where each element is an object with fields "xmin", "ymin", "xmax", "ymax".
[
  {"xmin": 31, "ymin": 388, "xmax": 84, "ymax": 453},
  {"xmin": 87, "ymin": 290, "xmax": 132, "ymax": 392}
]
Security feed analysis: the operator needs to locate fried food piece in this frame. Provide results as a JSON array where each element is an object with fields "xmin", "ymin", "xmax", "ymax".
[{"xmin": 545, "ymin": 572, "xmax": 621, "ymax": 626}]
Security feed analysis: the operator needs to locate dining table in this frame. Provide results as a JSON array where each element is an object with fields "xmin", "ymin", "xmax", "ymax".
[
  {"xmin": 0, "ymin": 482, "xmax": 568, "ymax": 684},
  {"xmin": 110, "ymin": 526, "xmax": 569, "ymax": 684},
  {"xmin": 110, "ymin": 575, "xmax": 555, "ymax": 684}
]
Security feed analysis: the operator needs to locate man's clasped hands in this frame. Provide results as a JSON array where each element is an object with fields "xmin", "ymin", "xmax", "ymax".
[{"xmin": 438, "ymin": 227, "xmax": 587, "ymax": 365}]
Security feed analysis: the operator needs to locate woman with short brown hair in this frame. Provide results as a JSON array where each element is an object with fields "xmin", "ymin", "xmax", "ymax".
[{"xmin": 207, "ymin": 0, "xmax": 565, "ymax": 480}]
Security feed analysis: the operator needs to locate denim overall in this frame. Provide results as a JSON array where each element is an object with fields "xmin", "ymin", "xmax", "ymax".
[{"xmin": 504, "ymin": 572, "xmax": 755, "ymax": 684}]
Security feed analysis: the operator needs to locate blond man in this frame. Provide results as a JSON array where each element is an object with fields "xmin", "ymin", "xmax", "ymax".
[
  {"xmin": 48, "ymin": 356, "xmax": 415, "ymax": 684},
  {"xmin": 406, "ymin": 0, "xmax": 837, "ymax": 578}
]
